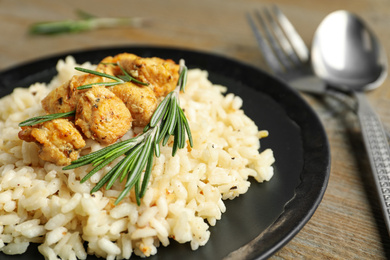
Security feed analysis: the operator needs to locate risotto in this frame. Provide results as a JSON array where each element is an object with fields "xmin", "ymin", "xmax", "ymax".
[{"xmin": 0, "ymin": 56, "xmax": 275, "ymax": 259}]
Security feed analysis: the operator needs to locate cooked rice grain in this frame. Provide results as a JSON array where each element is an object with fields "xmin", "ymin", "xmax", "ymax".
[{"xmin": 0, "ymin": 56, "xmax": 274, "ymax": 259}]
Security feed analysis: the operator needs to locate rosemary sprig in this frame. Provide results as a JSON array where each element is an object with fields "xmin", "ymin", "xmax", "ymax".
[
  {"xmin": 63, "ymin": 62, "xmax": 192, "ymax": 205},
  {"xmin": 18, "ymin": 110, "xmax": 75, "ymax": 127},
  {"xmin": 29, "ymin": 10, "xmax": 145, "ymax": 35},
  {"xmin": 75, "ymin": 63, "xmax": 148, "ymax": 90}
]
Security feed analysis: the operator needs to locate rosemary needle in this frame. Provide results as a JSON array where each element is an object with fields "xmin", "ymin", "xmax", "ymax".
[
  {"xmin": 19, "ymin": 110, "xmax": 75, "ymax": 127},
  {"xmin": 75, "ymin": 64, "xmax": 148, "ymax": 90}
]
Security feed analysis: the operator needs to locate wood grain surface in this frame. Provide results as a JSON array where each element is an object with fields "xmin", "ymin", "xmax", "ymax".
[{"xmin": 1, "ymin": 0, "xmax": 390, "ymax": 259}]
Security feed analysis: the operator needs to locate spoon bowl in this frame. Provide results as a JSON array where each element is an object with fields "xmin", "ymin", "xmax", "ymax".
[
  {"xmin": 311, "ymin": 10, "xmax": 390, "ymax": 236},
  {"xmin": 311, "ymin": 10, "xmax": 387, "ymax": 91}
]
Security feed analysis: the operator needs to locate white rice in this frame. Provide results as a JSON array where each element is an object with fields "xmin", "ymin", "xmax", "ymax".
[{"xmin": 0, "ymin": 56, "xmax": 275, "ymax": 259}]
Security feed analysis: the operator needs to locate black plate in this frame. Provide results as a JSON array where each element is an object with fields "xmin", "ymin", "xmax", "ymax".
[{"xmin": 0, "ymin": 46, "xmax": 330, "ymax": 260}]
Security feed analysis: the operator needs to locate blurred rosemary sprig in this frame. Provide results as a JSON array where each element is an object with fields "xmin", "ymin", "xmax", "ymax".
[
  {"xmin": 63, "ymin": 62, "xmax": 192, "ymax": 205},
  {"xmin": 29, "ymin": 10, "xmax": 145, "ymax": 35}
]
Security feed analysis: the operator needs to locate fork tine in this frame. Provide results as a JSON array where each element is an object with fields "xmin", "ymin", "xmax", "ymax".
[
  {"xmin": 264, "ymin": 7, "xmax": 301, "ymax": 66},
  {"xmin": 256, "ymin": 9, "xmax": 292, "ymax": 70},
  {"xmin": 247, "ymin": 12, "xmax": 284, "ymax": 74},
  {"xmin": 272, "ymin": 6, "xmax": 309, "ymax": 62}
]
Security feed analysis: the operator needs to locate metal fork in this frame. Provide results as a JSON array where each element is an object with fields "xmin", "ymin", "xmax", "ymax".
[
  {"xmin": 247, "ymin": 6, "xmax": 348, "ymax": 97},
  {"xmin": 248, "ymin": 6, "xmax": 367, "ymax": 111},
  {"xmin": 247, "ymin": 7, "xmax": 390, "ymax": 140},
  {"xmin": 247, "ymin": 6, "xmax": 310, "ymax": 79}
]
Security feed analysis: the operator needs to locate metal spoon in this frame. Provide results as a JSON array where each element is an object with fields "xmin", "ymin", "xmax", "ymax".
[{"xmin": 311, "ymin": 10, "xmax": 390, "ymax": 235}]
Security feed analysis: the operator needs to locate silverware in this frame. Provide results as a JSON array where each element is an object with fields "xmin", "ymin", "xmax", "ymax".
[
  {"xmin": 247, "ymin": 7, "xmax": 307, "ymax": 77},
  {"xmin": 246, "ymin": 6, "xmax": 390, "ymax": 140},
  {"xmin": 312, "ymin": 10, "xmax": 390, "ymax": 235},
  {"xmin": 246, "ymin": 6, "xmax": 353, "ymax": 100},
  {"xmin": 248, "ymin": 6, "xmax": 390, "ymax": 235}
]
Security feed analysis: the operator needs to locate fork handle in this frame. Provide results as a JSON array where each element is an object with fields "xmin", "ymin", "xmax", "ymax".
[{"xmin": 355, "ymin": 91, "xmax": 390, "ymax": 235}]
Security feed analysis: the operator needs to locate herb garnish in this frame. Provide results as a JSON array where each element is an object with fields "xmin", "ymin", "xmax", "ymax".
[
  {"xmin": 75, "ymin": 63, "xmax": 148, "ymax": 90},
  {"xmin": 19, "ymin": 111, "xmax": 76, "ymax": 127},
  {"xmin": 63, "ymin": 62, "xmax": 192, "ymax": 205}
]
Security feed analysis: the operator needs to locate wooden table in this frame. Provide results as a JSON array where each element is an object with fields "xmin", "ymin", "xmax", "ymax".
[{"xmin": 1, "ymin": 0, "xmax": 390, "ymax": 259}]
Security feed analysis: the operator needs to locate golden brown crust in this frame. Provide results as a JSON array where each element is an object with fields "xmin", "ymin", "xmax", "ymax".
[
  {"xmin": 97, "ymin": 53, "xmax": 180, "ymax": 98},
  {"xmin": 41, "ymin": 74, "xmax": 102, "ymax": 114},
  {"xmin": 18, "ymin": 119, "xmax": 86, "ymax": 166},
  {"xmin": 75, "ymin": 86, "xmax": 132, "ymax": 144},
  {"xmin": 120, "ymin": 56, "xmax": 180, "ymax": 98},
  {"xmin": 110, "ymin": 82, "xmax": 157, "ymax": 128}
]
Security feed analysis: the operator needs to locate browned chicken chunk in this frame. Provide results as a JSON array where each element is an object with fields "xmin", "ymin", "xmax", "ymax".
[
  {"xmin": 121, "ymin": 56, "xmax": 180, "ymax": 98},
  {"xmin": 42, "ymin": 74, "xmax": 102, "ymax": 114},
  {"xmin": 75, "ymin": 86, "xmax": 132, "ymax": 144},
  {"xmin": 97, "ymin": 53, "xmax": 180, "ymax": 98},
  {"xmin": 97, "ymin": 53, "xmax": 139, "ymax": 76},
  {"xmin": 110, "ymin": 82, "xmax": 158, "ymax": 128},
  {"xmin": 18, "ymin": 119, "xmax": 86, "ymax": 166}
]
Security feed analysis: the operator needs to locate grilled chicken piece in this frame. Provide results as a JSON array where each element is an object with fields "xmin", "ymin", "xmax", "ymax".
[
  {"xmin": 97, "ymin": 53, "xmax": 139, "ymax": 76},
  {"xmin": 75, "ymin": 86, "xmax": 132, "ymax": 144},
  {"xmin": 121, "ymin": 56, "xmax": 180, "ymax": 98},
  {"xmin": 110, "ymin": 82, "xmax": 157, "ymax": 127},
  {"xmin": 97, "ymin": 53, "xmax": 180, "ymax": 98},
  {"xmin": 41, "ymin": 74, "xmax": 102, "ymax": 114},
  {"xmin": 18, "ymin": 119, "xmax": 86, "ymax": 166}
]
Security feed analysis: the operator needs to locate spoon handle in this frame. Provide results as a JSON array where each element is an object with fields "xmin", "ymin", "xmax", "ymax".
[{"xmin": 355, "ymin": 91, "xmax": 390, "ymax": 235}]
